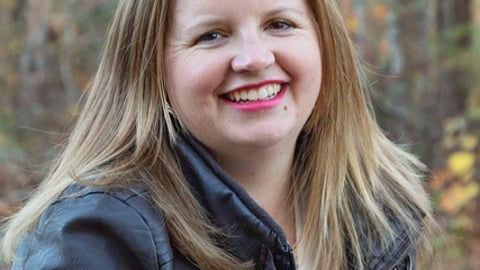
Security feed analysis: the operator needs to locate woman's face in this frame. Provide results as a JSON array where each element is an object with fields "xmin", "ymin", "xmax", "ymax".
[{"xmin": 165, "ymin": 0, "xmax": 322, "ymax": 155}]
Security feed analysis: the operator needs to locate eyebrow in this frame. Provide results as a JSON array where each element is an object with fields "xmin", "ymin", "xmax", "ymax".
[
  {"xmin": 178, "ymin": 4, "xmax": 309, "ymax": 34},
  {"xmin": 265, "ymin": 6, "xmax": 307, "ymax": 18},
  {"xmin": 183, "ymin": 15, "xmax": 228, "ymax": 33}
]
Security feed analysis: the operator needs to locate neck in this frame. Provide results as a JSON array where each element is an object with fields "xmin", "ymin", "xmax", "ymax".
[{"xmin": 211, "ymin": 142, "xmax": 297, "ymax": 244}]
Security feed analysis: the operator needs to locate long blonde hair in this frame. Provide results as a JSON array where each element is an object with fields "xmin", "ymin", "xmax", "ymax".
[{"xmin": 2, "ymin": 0, "xmax": 436, "ymax": 269}]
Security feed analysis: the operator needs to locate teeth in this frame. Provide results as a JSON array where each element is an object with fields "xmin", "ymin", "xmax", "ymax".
[
  {"xmin": 226, "ymin": 84, "xmax": 282, "ymax": 102},
  {"xmin": 234, "ymin": 91, "xmax": 241, "ymax": 101},
  {"xmin": 266, "ymin": 85, "xmax": 274, "ymax": 96},
  {"xmin": 241, "ymin": 91, "xmax": 248, "ymax": 100},
  {"xmin": 258, "ymin": 88, "xmax": 268, "ymax": 99},
  {"xmin": 248, "ymin": 89, "xmax": 257, "ymax": 101}
]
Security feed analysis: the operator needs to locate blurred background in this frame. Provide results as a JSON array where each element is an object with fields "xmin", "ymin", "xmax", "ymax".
[{"xmin": 0, "ymin": 0, "xmax": 479, "ymax": 269}]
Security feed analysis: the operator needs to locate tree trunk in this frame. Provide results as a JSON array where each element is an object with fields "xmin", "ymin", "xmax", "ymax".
[
  {"xmin": 374, "ymin": 0, "xmax": 433, "ymax": 162},
  {"xmin": 15, "ymin": 0, "xmax": 67, "ymax": 143}
]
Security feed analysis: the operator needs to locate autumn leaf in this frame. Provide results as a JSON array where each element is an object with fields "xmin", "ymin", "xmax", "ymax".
[
  {"xmin": 346, "ymin": 16, "xmax": 359, "ymax": 32},
  {"xmin": 447, "ymin": 151, "xmax": 476, "ymax": 180},
  {"xmin": 459, "ymin": 134, "xmax": 478, "ymax": 151},
  {"xmin": 371, "ymin": 4, "xmax": 388, "ymax": 20},
  {"xmin": 440, "ymin": 183, "xmax": 480, "ymax": 213},
  {"xmin": 429, "ymin": 169, "xmax": 454, "ymax": 190}
]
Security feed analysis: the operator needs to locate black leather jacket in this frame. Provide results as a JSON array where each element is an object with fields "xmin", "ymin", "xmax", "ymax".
[{"xmin": 13, "ymin": 136, "xmax": 417, "ymax": 269}]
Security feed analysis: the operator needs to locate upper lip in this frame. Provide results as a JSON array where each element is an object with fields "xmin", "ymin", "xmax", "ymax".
[{"xmin": 222, "ymin": 80, "xmax": 286, "ymax": 95}]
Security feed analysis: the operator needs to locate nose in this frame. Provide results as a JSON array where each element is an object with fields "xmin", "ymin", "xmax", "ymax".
[{"xmin": 231, "ymin": 36, "xmax": 275, "ymax": 73}]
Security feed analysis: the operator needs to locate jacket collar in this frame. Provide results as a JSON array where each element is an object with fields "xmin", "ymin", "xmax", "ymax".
[
  {"xmin": 174, "ymin": 134, "xmax": 419, "ymax": 270},
  {"xmin": 175, "ymin": 134, "xmax": 296, "ymax": 268}
]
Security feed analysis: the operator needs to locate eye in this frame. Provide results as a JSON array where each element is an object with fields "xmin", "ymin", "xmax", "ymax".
[
  {"xmin": 266, "ymin": 19, "xmax": 294, "ymax": 31},
  {"xmin": 194, "ymin": 31, "xmax": 226, "ymax": 45}
]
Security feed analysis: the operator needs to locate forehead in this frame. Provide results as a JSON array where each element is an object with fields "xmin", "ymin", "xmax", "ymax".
[{"xmin": 169, "ymin": 0, "xmax": 312, "ymax": 22}]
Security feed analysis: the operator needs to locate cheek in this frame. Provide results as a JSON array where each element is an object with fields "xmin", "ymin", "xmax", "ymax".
[
  {"xmin": 281, "ymin": 38, "xmax": 322, "ymax": 81},
  {"xmin": 165, "ymin": 56, "xmax": 223, "ymax": 126},
  {"xmin": 168, "ymin": 55, "xmax": 226, "ymax": 100},
  {"xmin": 166, "ymin": 58, "xmax": 203, "ymax": 108},
  {"xmin": 293, "ymin": 45, "xmax": 322, "ymax": 98},
  {"xmin": 292, "ymin": 42, "xmax": 323, "ymax": 119},
  {"xmin": 166, "ymin": 63, "xmax": 192, "ymax": 125}
]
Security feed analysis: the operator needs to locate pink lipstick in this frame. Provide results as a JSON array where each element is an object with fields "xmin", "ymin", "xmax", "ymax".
[{"xmin": 222, "ymin": 82, "xmax": 287, "ymax": 112}]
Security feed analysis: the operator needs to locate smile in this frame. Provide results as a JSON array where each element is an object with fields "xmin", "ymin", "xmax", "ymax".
[{"xmin": 223, "ymin": 84, "xmax": 282, "ymax": 103}]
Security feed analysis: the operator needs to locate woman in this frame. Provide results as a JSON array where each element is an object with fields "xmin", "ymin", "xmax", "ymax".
[{"xmin": 1, "ymin": 0, "xmax": 436, "ymax": 269}]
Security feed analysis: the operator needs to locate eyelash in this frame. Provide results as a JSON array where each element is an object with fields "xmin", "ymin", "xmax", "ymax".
[
  {"xmin": 193, "ymin": 18, "xmax": 295, "ymax": 46},
  {"xmin": 194, "ymin": 31, "xmax": 226, "ymax": 45},
  {"xmin": 266, "ymin": 19, "xmax": 295, "ymax": 31}
]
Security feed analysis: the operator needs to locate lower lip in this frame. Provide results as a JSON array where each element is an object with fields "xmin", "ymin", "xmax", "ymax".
[{"xmin": 223, "ymin": 85, "xmax": 287, "ymax": 112}]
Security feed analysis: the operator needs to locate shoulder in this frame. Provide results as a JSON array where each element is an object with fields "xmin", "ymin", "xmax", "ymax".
[
  {"xmin": 365, "ymin": 227, "xmax": 417, "ymax": 270},
  {"xmin": 13, "ymin": 184, "xmax": 174, "ymax": 270},
  {"xmin": 361, "ymin": 207, "xmax": 422, "ymax": 270}
]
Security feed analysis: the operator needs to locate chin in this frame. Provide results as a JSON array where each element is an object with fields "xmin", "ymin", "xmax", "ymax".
[{"xmin": 231, "ymin": 132, "xmax": 291, "ymax": 149}]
